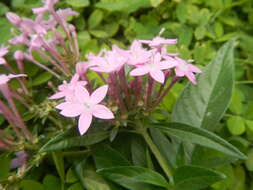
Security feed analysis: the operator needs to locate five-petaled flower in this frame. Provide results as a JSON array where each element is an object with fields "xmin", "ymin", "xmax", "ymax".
[{"xmin": 56, "ymin": 85, "xmax": 114, "ymax": 135}]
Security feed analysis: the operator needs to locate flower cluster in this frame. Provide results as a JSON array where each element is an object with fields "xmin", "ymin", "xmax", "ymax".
[
  {"xmin": 6, "ymin": 0, "xmax": 80, "ymax": 78},
  {"xmin": 2, "ymin": 0, "xmax": 201, "ymax": 138},
  {"xmin": 51, "ymin": 34, "xmax": 201, "ymax": 135}
]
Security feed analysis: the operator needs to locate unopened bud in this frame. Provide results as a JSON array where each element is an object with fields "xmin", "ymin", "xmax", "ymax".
[
  {"xmin": 14, "ymin": 50, "xmax": 24, "ymax": 62},
  {"xmin": 137, "ymin": 100, "xmax": 144, "ymax": 106},
  {"xmin": 6, "ymin": 12, "xmax": 21, "ymax": 26}
]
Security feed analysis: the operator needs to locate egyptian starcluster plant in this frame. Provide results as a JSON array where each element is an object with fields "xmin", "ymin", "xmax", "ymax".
[{"xmin": 0, "ymin": 0, "xmax": 248, "ymax": 189}]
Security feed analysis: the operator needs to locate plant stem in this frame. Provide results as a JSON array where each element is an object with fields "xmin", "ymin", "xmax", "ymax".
[{"xmin": 137, "ymin": 124, "xmax": 174, "ymax": 184}]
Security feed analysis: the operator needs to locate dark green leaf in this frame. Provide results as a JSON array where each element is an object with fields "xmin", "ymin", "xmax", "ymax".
[
  {"xmin": 20, "ymin": 180, "xmax": 44, "ymax": 190},
  {"xmin": 93, "ymin": 145, "xmax": 130, "ymax": 169},
  {"xmin": 173, "ymin": 165, "xmax": 226, "ymax": 190},
  {"xmin": 32, "ymin": 72, "xmax": 52, "ymax": 86},
  {"xmin": 39, "ymin": 128, "xmax": 109, "ymax": 152},
  {"xmin": 131, "ymin": 135, "xmax": 147, "ymax": 167},
  {"xmin": 97, "ymin": 166, "xmax": 169, "ymax": 189},
  {"xmin": 155, "ymin": 122, "xmax": 247, "ymax": 159},
  {"xmin": 0, "ymin": 154, "xmax": 10, "ymax": 180},
  {"xmin": 52, "ymin": 151, "xmax": 65, "ymax": 182},
  {"xmin": 43, "ymin": 175, "xmax": 61, "ymax": 190},
  {"xmin": 172, "ymin": 39, "xmax": 235, "ymax": 130}
]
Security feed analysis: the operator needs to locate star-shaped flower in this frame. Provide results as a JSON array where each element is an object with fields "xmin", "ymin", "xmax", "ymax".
[
  {"xmin": 139, "ymin": 36, "xmax": 177, "ymax": 49},
  {"xmin": 49, "ymin": 74, "xmax": 87, "ymax": 101},
  {"xmin": 56, "ymin": 85, "xmax": 114, "ymax": 135},
  {"xmin": 174, "ymin": 57, "xmax": 202, "ymax": 84},
  {"xmin": 130, "ymin": 53, "xmax": 176, "ymax": 83}
]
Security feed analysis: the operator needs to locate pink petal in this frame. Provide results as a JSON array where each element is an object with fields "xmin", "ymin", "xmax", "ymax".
[
  {"xmin": 0, "ymin": 58, "xmax": 6, "ymax": 65},
  {"xmin": 175, "ymin": 67, "xmax": 185, "ymax": 77},
  {"xmin": 70, "ymin": 73, "xmax": 80, "ymax": 84},
  {"xmin": 90, "ymin": 85, "xmax": 108, "ymax": 104},
  {"xmin": 49, "ymin": 92, "xmax": 65, "ymax": 99},
  {"xmin": 158, "ymin": 61, "xmax": 176, "ymax": 70},
  {"xmin": 130, "ymin": 66, "xmax": 149, "ymax": 76},
  {"xmin": 60, "ymin": 104, "xmax": 83, "ymax": 117},
  {"xmin": 78, "ymin": 113, "xmax": 92, "ymax": 135},
  {"xmin": 32, "ymin": 7, "xmax": 47, "ymax": 14},
  {"xmin": 153, "ymin": 53, "xmax": 161, "ymax": 64},
  {"xmin": 75, "ymin": 86, "xmax": 90, "ymax": 103},
  {"xmin": 92, "ymin": 105, "xmax": 114, "ymax": 119},
  {"xmin": 189, "ymin": 65, "xmax": 202, "ymax": 73},
  {"xmin": 56, "ymin": 102, "xmax": 72, "ymax": 110},
  {"xmin": 150, "ymin": 70, "xmax": 165, "ymax": 83},
  {"xmin": 186, "ymin": 72, "xmax": 197, "ymax": 84}
]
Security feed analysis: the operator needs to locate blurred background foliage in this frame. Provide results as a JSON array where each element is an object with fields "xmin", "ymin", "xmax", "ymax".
[{"xmin": 0, "ymin": 0, "xmax": 253, "ymax": 189}]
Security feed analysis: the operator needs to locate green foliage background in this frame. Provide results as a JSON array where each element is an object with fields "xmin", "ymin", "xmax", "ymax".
[{"xmin": 0, "ymin": 0, "xmax": 253, "ymax": 189}]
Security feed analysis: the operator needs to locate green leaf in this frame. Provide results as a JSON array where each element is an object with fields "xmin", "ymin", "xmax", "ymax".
[
  {"xmin": 20, "ymin": 180, "xmax": 44, "ymax": 190},
  {"xmin": 173, "ymin": 165, "xmax": 226, "ymax": 190},
  {"xmin": 90, "ymin": 30, "xmax": 109, "ymax": 38},
  {"xmin": 66, "ymin": 168, "xmax": 78, "ymax": 183},
  {"xmin": 39, "ymin": 128, "xmax": 109, "ymax": 152},
  {"xmin": 172, "ymin": 39, "xmax": 235, "ymax": 130},
  {"xmin": 66, "ymin": 0, "xmax": 90, "ymax": 7},
  {"xmin": 131, "ymin": 135, "xmax": 147, "ymax": 167},
  {"xmin": 97, "ymin": 166, "xmax": 169, "ymax": 189},
  {"xmin": 149, "ymin": 127, "xmax": 177, "ymax": 168},
  {"xmin": 229, "ymin": 88, "xmax": 244, "ymax": 114},
  {"xmin": 150, "ymin": 0, "xmax": 164, "ymax": 7},
  {"xmin": 52, "ymin": 151, "xmax": 65, "ymax": 182},
  {"xmin": 32, "ymin": 72, "xmax": 52, "ymax": 86},
  {"xmin": 68, "ymin": 183, "xmax": 83, "ymax": 190},
  {"xmin": 155, "ymin": 122, "xmax": 247, "ymax": 159},
  {"xmin": 95, "ymin": 0, "xmax": 151, "ymax": 14},
  {"xmin": 88, "ymin": 10, "xmax": 104, "ymax": 29},
  {"xmin": 0, "ymin": 154, "xmax": 10, "ymax": 180},
  {"xmin": 194, "ymin": 25, "xmax": 206, "ymax": 40},
  {"xmin": 226, "ymin": 116, "xmax": 246, "ymax": 135},
  {"xmin": 43, "ymin": 175, "xmax": 61, "ymax": 190},
  {"xmin": 93, "ymin": 145, "xmax": 130, "ymax": 169},
  {"xmin": 214, "ymin": 22, "xmax": 224, "ymax": 38},
  {"xmin": 176, "ymin": 2, "xmax": 188, "ymax": 23},
  {"xmin": 245, "ymin": 149, "xmax": 253, "ymax": 171},
  {"xmin": 73, "ymin": 159, "xmax": 113, "ymax": 190}
]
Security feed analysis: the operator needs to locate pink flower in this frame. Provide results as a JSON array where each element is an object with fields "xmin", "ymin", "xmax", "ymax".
[
  {"xmin": 90, "ymin": 49, "xmax": 126, "ymax": 73},
  {"xmin": 56, "ymin": 85, "xmax": 114, "ymax": 135},
  {"xmin": 140, "ymin": 37, "xmax": 177, "ymax": 49},
  {"xmin": 0, "ymin": 74, "xmax": 26, "ymax": 85},
  {"xmin": 49, "ymin": 74, "xmax": 87, "ymax": 101},
  {"xmin": 32, "ymin": 0, "xmax": 59, "ymax": 14},
  {"xmin": 6, "ymin": 12, "xmax": 22, "ymax": 26},
  {"xmin": 0, "ymin": 46, "xmax": 9, "ymax": 65},
  {"xmin": 174, "ymin": 57, "xmax": 202, "ymax": 84},
  {"xmin": 127, "ymin": 40, "xmax": 151, "ymax": 66},
  {"xmin": 76, "ymin": 62, "xmax": 89, "ymax": 76},
  {"xmin": 130, "ymin": 53, "xmax": 176, "ymax": 83}
]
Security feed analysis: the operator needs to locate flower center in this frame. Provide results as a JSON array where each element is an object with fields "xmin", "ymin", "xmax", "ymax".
[{"xmin": 180, "ymin": 64, "xmax": 189, "ymax": 71}]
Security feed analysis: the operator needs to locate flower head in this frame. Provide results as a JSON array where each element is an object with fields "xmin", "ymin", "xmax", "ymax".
[
  {"xmin": 32, "ymin": 0, "xmax": 59, "ymax": 14},
  {"xmin": 127, "ymin": 40, "xmax": 151, "ymax": 66},
  {"xmin": 130, "ymin": 53, "xmax": 176, "ymax": 83},
  {"xmin": 174, "ymin": 57, "xmax": 202, "ymax": 84},
  {"xmin": 56, "ymin": 85, "xmax": 114, "ymax": 135},
  {"xmin": 49, "ymin": 74, "xmax": 87, "ymax": 101}
]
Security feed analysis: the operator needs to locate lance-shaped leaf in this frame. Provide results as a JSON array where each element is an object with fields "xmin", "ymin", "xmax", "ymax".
[
  {"xmin": 97, "ymin": 166, "xmax": 169, "ymax": 190},
  {"xmin": 155, "ymin": 123, "xmax": 247, "ymax": 159},
  {"xmin": 172, "ymin": 39, "xmax": 235, "ymax": 130},
  {"xmin": 39, "ymin": 128, "xmax": 109, "ymax": 152},
  {"xmin": 173, "ymin": 165, "xmax": 226, "ymax": 190}
]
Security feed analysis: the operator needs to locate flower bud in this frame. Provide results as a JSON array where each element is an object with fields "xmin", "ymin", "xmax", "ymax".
[
  {"xmin": 14, "ymin": 50, "xmax": 24, "ymax": 62},
  {"xmin": 6, "ymin": 12, "xmax": 21, "ymax": 26},
  {"xmin": 76, "ymin": 62, "xmax": 89, "ymax": 76}
]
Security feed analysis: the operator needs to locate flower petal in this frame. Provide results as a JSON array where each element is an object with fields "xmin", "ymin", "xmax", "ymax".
[
  {"xmin": 78, "ymin": 113, "xmax": 92, "ymax": 135},
  {"xmin": 158, "ymin": 60, "xmax": 177, "ymax": 70},
  {"xmin": 130, "ymin": 66, "xmax": 149, "ymax": 76},
  {"xmin": 186, "ymin": 72, "xmax": 197, "ymax": 84},
  {"xmin": 49, "ymin": 92, "xmax": 65, "ymax": 99},
  {"xmin": 90, "ymin": 85, "xmax": 108, "ymax": 104},
  {"xmin": 55, "ymin": 102, "xmax": 72, "ymax": 110},
  {"xmin": 75, "ymin": 86, "xmax": 90, "ymax": 103},
  {"xmin": 59, "ymin": 103, "xmax": 83, "ymax": 117},
  {"xmin": 150, "ymin": 69, "xmax": 165, "ymax": 83},
  {"xmin": 175, "ymin": 67, "xmax": 185, "ymax": 77},
  {"xmin": 189, "ymin": 64, "xmax": 202, "ymax": 73},
  {"xmin": 70, "ymin": 73, "xmax": 80, "ymax": 84},
  {"xmin": 92, "ymin": 104, "xmax": 114, "ymax": 119}
]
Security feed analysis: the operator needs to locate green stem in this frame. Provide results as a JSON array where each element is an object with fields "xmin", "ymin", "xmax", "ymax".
[{"xmin": 137, "ymin": 124, "xmax": 174, "ymax": 184}]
